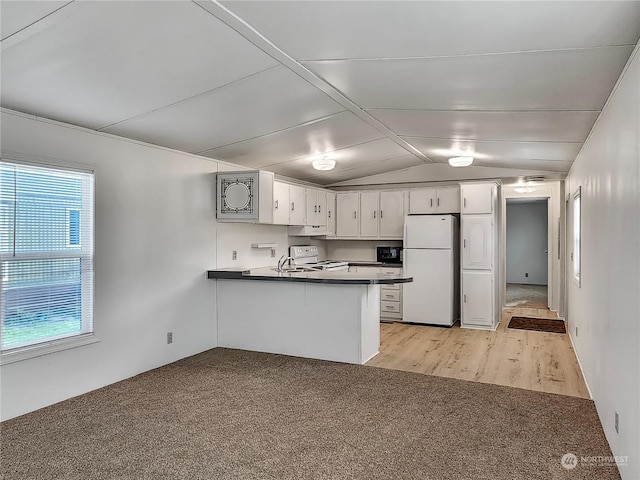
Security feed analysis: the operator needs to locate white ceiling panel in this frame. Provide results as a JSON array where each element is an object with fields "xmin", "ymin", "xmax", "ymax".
[
  {"xmin": 305, "ymin": 46, "xmax": 634, "ymax": 110},
  {"xmin": 369, "ymin": 110, "xmax": 600, "ymax": 143},
  {"xmin": 201, "ymin": 111, "xmax": 386, "ymax": 168},
  {"xmin": 262, "ymin": 138, "xmax": 413, "ymax": 178},
  {"xmin": 473, "ymin": 159, "xmax": 572, "ymax": 172},
  {"xmin": 404, "ymin": 137, "xmax": 582, "ymax": 166},
  {"xmin": 1, "ymin": 0, "xmax": 71, "ymax": 40},
  {"xmin": 102, "ymin": 67, "xmax": 345, "ymax": 153},
  {"xmin": 299, "ymin": 155, "xmax": 425, "ymax": 185},
  {"xmin": 0, "ymin": 1, "xmax": 278, "ymax": 129},
  {"xmin": 222, "ymin": 1, "xmax": 640, "ymax": 60}
]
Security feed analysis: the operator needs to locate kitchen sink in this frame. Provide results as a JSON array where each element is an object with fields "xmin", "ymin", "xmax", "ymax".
[{"xmin": 271, "ymin": 266, "xmax": 317, "ymax": 273}]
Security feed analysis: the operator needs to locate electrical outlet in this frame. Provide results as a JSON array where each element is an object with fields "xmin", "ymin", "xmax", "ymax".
[
  {"xmin": 167, "ymin": 332, "xmax": 173, "ymax": 344},
  {"xmin": 232, "ymin": 250, "xmax": 237, "ymax": 260},
  {"xmin": 271, "ymin": 248, "xmax": 276, "ymax": 258},
  {"xmin": 615, "ymin": 411, "xmax": 619, "ymax": 433},
  {"xmin": 525, "ymin": 273, "xmax": 529, "ymax": 277}
]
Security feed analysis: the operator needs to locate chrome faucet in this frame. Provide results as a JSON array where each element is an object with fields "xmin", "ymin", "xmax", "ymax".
[{"xmin": 277, "ymin": 255, "xmax": 295, "ymax": 272}]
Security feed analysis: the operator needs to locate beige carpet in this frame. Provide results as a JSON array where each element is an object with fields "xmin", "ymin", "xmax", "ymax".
[
  {"xmin": 506, "ymin": 283, "xmax": 549, "ymax": 308},
  {"xmin": 1, "ymin": 348, "xmax": 619, "ymax": 480}
]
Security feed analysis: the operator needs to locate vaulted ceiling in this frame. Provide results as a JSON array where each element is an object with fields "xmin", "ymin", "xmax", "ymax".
[{"xmin": 2, "ymin": 1, "xmax": 639, "ymax": 185}]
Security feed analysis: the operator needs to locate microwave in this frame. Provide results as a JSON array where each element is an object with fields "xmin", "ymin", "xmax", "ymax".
[{"xmin": 376, "ymin": 246, "xmax": 402, "ymax": 264}]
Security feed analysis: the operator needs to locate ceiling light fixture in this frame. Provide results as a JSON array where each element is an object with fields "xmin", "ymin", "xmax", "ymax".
[
  {"xmin": 448, "ymin": 156, "xmax": 474, "ymax": 167},
  {"xmin": 312, "ymin": 156, "xmax": 336, "ymax": 171},
  {"xmin": 514, "ymin": 178, "xmax": 537, "ymax": 193}
]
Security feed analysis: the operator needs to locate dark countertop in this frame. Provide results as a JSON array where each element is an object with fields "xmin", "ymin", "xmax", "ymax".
[
  {"xmin": 207, "ymin": 266, "xmax": 412, "ymax": 285},
  {"xmin": 345, "ymin": 261, "xmax": 403, "ymax": 268}
]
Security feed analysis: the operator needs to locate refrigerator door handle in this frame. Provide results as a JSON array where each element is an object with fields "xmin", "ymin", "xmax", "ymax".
[{"xmin": 464, "ymin": 294, "xmax": 467, "ymax": 303}]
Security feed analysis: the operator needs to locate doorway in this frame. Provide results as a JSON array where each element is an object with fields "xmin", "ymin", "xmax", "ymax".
[{"xmin": 505, "ymin": 198, "xmax": 549, "ymax": 309}]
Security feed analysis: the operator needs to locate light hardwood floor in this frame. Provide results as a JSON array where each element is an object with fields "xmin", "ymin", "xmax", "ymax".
[{"xmin": 367, "ymin": 307, "xmax": 590, "ymax": 399}]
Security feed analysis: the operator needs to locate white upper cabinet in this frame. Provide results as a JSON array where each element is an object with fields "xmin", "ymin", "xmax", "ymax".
[
  {"xmin": 216, "ymin": 170, "xmax": 274, "ymax": 224},
  {"xmin": 305, "ymin": 188, "xmax": 327, "ymax": 226},
  {"xmin": 359, "ymin": 191, "xmax": 380, "ymax": 238},
  {"xmin": 326, "ymin": 192, "xmax": 336, "ymax": 236},
  {"xmin": 462, "ymin": 215, "xmax": 493, "ymax": 270},
  {"xmin": 289, "ymin": 184, "xmax": 306, "ymax": 225},
  {"xmin": 273, "ymin": 181, "xmax": 290, "ymax": 225},
  {"xmin": 379, "ymin": 191, "xmax": 405, "ymax": 238},
  {"xmin": 336, "ymin": 192, "xmax": 360, "ymax": 237},
  {"xmin": 461, "ymin": 183, "xmax": 494, "ymax": 214},
  {"xmin": 409, "ymin": 186, "xmax": 460, "ymax": 214}
]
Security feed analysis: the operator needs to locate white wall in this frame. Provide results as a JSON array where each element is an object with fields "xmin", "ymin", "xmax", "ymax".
[
  {"xmin": 506, "ymin": 201, "xmax": 548, "ymax": 285},
  {"xmin": 565, "ymin": 43, "xmax": 639, "ymax": 480},
  {"xmin": 0, "ymin": 110, "xmax": 294, "ymax": 420}
]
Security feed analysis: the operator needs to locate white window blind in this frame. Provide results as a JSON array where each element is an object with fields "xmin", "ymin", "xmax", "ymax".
[{"xmin": 0, "ymin": 161, "xmax": 94, "ymax": 351}]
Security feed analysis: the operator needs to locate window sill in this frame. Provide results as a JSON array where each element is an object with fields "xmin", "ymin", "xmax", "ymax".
[{"xmin": 0, "ymin": 334, "xmax": 99, "ymax": 365}]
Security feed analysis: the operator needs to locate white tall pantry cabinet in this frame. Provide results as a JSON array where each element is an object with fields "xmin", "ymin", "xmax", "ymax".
[{"xmin": 460, "ymin": 182, "xmax": 500, "ymax": 329}]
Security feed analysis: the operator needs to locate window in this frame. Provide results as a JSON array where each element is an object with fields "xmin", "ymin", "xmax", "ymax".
[
  {"xmin": 573, "ymin": 187, "xmax": 581, "ymax": 285},
  {"xmin": 0, "ymin": 161, "xmax": 94, "ymax": 352}
]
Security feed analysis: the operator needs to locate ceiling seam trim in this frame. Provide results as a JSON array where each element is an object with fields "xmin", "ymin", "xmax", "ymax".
[
  {"xmin": 192, "ymin": 0, "xmax": 433, "ymax": 164},
  {"xmin": 299, "ymin": 44, "xmax": 639, "ymax": 63},
  {"xmin": 96, "ymin": 65, "xmax": 281, "ymax": 131},
  {"xmin": 399, "ymin": 136, "xmax": 585, "ymax": 145}
]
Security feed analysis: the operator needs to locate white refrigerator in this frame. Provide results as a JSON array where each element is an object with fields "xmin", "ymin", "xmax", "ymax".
[{"xmin": 403, "ymin": 215, "xmax": 459, "ymax": 326}]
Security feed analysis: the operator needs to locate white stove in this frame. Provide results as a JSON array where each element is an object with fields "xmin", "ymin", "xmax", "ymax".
[{"xmin": 289, "ymin": 246, "xmax": 350, "ymax": 271}]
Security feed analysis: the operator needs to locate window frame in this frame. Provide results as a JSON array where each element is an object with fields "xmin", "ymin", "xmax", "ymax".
[{"xmin": 0, "ymin": 156, "xmax": 97, "ymax": 363}]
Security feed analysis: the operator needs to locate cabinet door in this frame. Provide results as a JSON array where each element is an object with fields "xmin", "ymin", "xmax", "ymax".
[
  {"xmin": 379, "ymin": 191, "xmax": 405, "ymax": 238},
  {"xmin": 305, "ymin": 189, "xmax": 317, "ymax": 226},
  {"xmin": 359, "ymin": 191, "xmax": 379, "ymax": 238},
  {"xmin": 316, "ymin": 190, "xmax": 327, "ymax": 226},
  {"xmin": 409, "ymin": 188, "xmax": 437, "ymax": 214},
  {"xmin": 272, "ymin": 181, "xmax": 290, "ymax": 225},
  {"xmin": 436, "ymin": 186, "xmax": 460, "ymax": 213},
  {"xmin": 326, "ymin": 192, "xmax": 336, "ymax": 236},
  {"xmin": 461, "ymin": 183, "xmax": 494, "ymax": 214},
  {"xmin": 289, "ymin": 185, "xmax": 306, "ymax": 225},
  {"xmin": 336, "ymin": 193, "xmax": 360, "ymax": 237},
  {"xmin": 462, "ymin": 215, "xmax": 492, "ymax": 269},
  {"xmin": 462, "ymin": 271, "xmax": 493, "ymax": 327}
]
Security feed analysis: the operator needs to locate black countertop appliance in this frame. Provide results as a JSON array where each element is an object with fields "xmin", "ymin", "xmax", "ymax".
[{"xmin": 376, "ymin": 246, "xmax": 402, "ymax": 264}]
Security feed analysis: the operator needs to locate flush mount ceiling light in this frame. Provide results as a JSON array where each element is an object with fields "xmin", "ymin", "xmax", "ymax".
[
  {"xmin": 514, "ymin": 178, "xmax": 537, "ymax": 193},
  {"xmin": 312, "ymin": 156, "xmax": 336, "ymax": 171},
  {"xmin": 448, "ymin": 156, "xmax": 474, "ymax": 167}
]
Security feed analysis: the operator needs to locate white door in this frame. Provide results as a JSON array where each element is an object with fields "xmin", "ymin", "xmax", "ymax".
[
  {"xmin": 462, "ymin": 215, "xmax": 492, "ymax": 269},
  {"xmin": 316, "ymin": 190, "xmax": 327, "ymax": 226},
  {"xmin": 462, "ymin": 271, "xmax": 493, "ymax": 327},
  {"xmin": 379, "ymin": 191, "xmax": 404, "ymax": 238},
  {"xmin": 461, "ymin": 183, "xmax": 494, "ymax": 214},
  {"xmin": 409, "ymin": 188, "xmax": 437, "ymax": 214},
  {"xmin": 305, "ymin": 188, "xmax": 317, "ymax": 226},
  {"xmin": 336, "ymin": 193, "xmax": 360, "ymax": 237},
  {"xmin": 360, "ymin": 191, "xmax": 379, "ymax": 238},
  {"xmin": 404, "ymin": 215, "xmax": 453, "ymax": 249},
  {"xmin": 436, "ymin": 186, "xmax": 461, "ymax": 213},
  {"xmin": 273, "ymin": 181, "xmax": 290, "ymax": 225},
  {"xmin": 326, "ymin": 192, "xmax": 336, "ymax": 236},
  {"xmin": 403, "ymin": 249, "xmax": 454, "ymax": 326},
  {"xmin": 289, "ymin": 185, "xmax": 306, "ymax": 225}
]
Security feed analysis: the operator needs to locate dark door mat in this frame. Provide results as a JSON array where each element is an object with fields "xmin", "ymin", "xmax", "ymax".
[{"xmin": 508, "ymin": 316, "xmax": 567, "ymax": 334}]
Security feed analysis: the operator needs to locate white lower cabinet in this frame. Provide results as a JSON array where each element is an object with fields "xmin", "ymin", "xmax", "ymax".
[
  {"xmin": 380, "ymin": 267, "xmax": 403, "ymax": 321},
  {"xmin": 461, "ymin": 271, "xmax": 493, "ymax": 327}
]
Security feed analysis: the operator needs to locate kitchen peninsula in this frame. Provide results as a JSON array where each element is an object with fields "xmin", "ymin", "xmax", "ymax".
[{"xmin": 207, "ymin": 267, "xmax": 412, "ymax": 364}]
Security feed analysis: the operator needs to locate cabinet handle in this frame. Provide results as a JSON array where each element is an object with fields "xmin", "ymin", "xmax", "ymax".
[
  {"xmin": 464, "ymin": 294, "xmax": 467, "ymax": 303},
  {"xmin": 275, "ymin": 200, "xmax": 278, "ymax": 210},
  {"xmin": 463, "ymin": 239, "xmax": 466, "ymax": 248},
  {"xmin": 354, "ymin": 211, "xmax": 357, "ymax": 219},
  {"xmin": 314, "ymin": 205, "xmax": 317, "ymax": 213},
  {"xmin": 328, "ymin": 211, "xmax": 331, "ymax": 218},
  {"xmin": 463, "ymin": 198, "xmax": 467, "ymax": 208},
  {"xmin": 318, "ymin": 205, "xmax": 321, "ymax": 214},
  {"xmin": 437, "ymin": 198, "xmax": 440, "ymax": 207},
  {"xmin": 385, "ymin": 305, "xmax": 393, "ymax": 310},
  {"xmin": 373, "ymin": 211, "xmax": 376, "ymax": 219},
  {"xmin": 380, "ymin": 210, "xmax": 383, "ymax": 218},
  {"xmin": 430, "ymin": 198, "xmax": 433, "ymax": 207},
  {"xmin": 291, "ymin": 202, "xmax": 295, "ymax": 212},
  {"xmin": 385, "ymin": 294, "xmax": 393, "ymax": 298}
]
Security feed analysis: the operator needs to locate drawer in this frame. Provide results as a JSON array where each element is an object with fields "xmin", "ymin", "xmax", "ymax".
[
  {"xmin": 383, "ymin": 283, "xmax": 401, "ymax": 291},
  {"xmin": 380, "ymin": 290, "xmax": 400, "ymax": 302},
  {"xmin": 380, "ymin": 267, "xmax": 402, "ymax": 275},
  {"xmin": 381, "ymin": 300, "xmax": 401, "ymax": 313}
]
